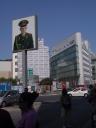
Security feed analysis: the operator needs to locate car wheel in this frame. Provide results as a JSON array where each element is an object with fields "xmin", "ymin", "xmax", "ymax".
[
  {"xmin": 69, "ymin": 94, "xmax": 72, "ymax": 96},
  {"xmin": 2, "ymin": 101, "xmax": 6, "ymax": 107},
  {"xmin": 84, "ymin": 93, "xmax": 88, "ymax": 98}
]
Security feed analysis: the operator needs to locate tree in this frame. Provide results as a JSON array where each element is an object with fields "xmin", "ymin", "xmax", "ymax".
[
  {"xmin": 8, "ymin": 78, "xmax": 17, "ymax": 85},
  {"xmin": 0, "ymin": 77, "xmax": 7, "ymax": 83},
  {"xmin": 40, "ymin": 78, "xmax": 52, "ymax": 85},
  {"xmin": 39, "ymin": 78, "xmax": 53, "ymax": 92},
  {"xmin": 0, "ymin": 77, "xmax": 17, "ymax": 85}
]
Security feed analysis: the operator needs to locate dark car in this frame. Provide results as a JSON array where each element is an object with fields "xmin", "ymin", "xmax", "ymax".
[{"xmin": 0, "ymin": 90, "xmax": 20, "ymax": 107}]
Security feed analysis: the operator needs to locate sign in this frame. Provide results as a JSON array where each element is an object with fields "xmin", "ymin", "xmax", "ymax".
[
  {"xmin": 28, "ymin": 68, "xmax": 33, "ymax": 77},
  {"xmin": 12, "ymin": 16, "xmax": 38, "ymax": 52}
]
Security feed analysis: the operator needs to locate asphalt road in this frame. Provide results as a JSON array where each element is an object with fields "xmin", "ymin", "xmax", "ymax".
[{"xmin": 4, "ymin": 95, "xmax": 93, "ymax": 128}]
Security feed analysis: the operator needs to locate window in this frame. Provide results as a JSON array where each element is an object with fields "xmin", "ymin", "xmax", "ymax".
[
  {"xmin": 15, "ymin": 62, "xmax": 18, "ymax": 65},
  {"xmin": 15, "ymin": 55, "xmax": 17, "ymax": 58},
  {"xmin": 81, "ymin": 87, "xmax": 87, "ymax": 91},
  {"xmin": 73, "ymin": 88, "xmax": 80, "ymax": 92},
  {"xmin": 15, "ymin": 68, "xmax": 18, "ymax": 72}
]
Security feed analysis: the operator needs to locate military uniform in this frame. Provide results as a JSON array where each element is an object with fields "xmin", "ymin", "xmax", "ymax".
[
  {"xmin": 13, "ymin": 19, "xmax": 34, "ymax": 52},
  {"xmin": 14, "ymin": 33, "xmax": 33, "ymax": 51}
]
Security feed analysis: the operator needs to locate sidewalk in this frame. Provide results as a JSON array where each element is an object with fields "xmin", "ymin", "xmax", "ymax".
[{"xmin": 3, "ymin": 101, "xmax": 42, "ymax": 111}]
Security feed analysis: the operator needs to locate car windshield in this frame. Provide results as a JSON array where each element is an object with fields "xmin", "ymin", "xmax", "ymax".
[
  {"xmin": 0, "ymin": 91, "xmax": 7, "ymax": 97},
  {"xmin": 67, "ymin": 88, "xmax": 74, "ymax": 91},
  {"xmin": 73, "ymin": 88, "xmax": 80, "ymax": 92},
  {"xmin": 81, "ymin": 87, "xmax": 87, "ymax": 91}
]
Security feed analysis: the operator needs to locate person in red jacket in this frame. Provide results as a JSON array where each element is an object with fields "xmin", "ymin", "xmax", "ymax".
[{"xmin": 61, "ymin": 82, "xmax": 66, "ymax": 91}]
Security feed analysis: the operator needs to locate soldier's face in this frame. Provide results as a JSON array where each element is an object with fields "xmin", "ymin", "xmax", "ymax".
[{"xmin": 20, "ymin": 26, "xmax": 27, "ymax": 34}]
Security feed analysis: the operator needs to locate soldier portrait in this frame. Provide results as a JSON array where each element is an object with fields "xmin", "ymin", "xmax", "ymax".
[{"xmin": 13, "ymin": 19, "xmax": 34, "ymax": 52}]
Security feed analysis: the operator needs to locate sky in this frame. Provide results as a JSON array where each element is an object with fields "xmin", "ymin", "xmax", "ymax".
[{"xmin": 0, "ymin": 0, "xmax": 96, "ymax": 59}]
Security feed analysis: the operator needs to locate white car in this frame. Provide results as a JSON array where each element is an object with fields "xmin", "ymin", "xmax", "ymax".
[{"xmin": 68, "ymin": 87, "xmax": 88, "ymax": 97}]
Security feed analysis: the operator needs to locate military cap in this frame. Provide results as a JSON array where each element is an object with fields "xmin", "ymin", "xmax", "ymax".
[{"xmin": 18, "ymin": 20, "xmax": 29, "ymax": 27}]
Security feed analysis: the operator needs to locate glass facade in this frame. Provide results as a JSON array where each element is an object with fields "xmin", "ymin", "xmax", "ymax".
[
  {"xmin": 50, "ymin": 44, "xmax": 80, "ymax": 85},
  {"xmin": 92, "ymin": 59, "xmax": 96, "ymax": 80},
  {"xmin": 50, "ymin": 33, "xmax": 92, "ymax": 86}
]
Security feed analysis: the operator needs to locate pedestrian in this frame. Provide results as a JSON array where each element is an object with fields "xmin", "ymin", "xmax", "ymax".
[
  {"xmin": 32, "ymin": 91, "xmax": 39, "ymax": 99},
  {"xmin": 61, "ymin": 89, "xmax": 72, "ymax": 128},
  {"xmin": 61, "ymin": 82, "xmax": 66, "ymax": 91},
  {"xmin": 13, "ymin": 19, "xmax": 34, "ymax": 52},
  {"xmin": 88, "ymin": 84, "xmax": 96, "ymax": 127},
  {"xmin": 0, "ymin": 108, "xmax": 15, "ymax": 128},
  {"xmin": 88, "ymin": 84, "xmax": 96, "ymax": 105},
  {"xmin": 24, "ymin": 87, "xmax": 28, "ymax": 93},
  {"xmin": 17, "ymin": 91, "xmax": 39, "ymax": 128}
]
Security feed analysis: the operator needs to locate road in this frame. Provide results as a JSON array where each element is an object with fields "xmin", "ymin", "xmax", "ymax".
[{"xmin": 4, "ymin": 95, "xmax": 92, "ymax": 128}]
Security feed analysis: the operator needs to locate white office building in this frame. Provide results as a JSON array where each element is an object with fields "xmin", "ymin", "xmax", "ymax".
[
  {"xmin": 12, "ymin": 38, "xmax": 50, "ymax": 83},
  {"xmin": 50, "ymin": 32, "xmax": 92, "ymax": 86}
]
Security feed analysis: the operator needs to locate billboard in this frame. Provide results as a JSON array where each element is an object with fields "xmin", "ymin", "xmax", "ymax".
[{"xmin": 12, "ymin": 16, "xmax": 38, "ymax": 52}]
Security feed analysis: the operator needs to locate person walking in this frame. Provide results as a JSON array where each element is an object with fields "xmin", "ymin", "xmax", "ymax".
[
  {"xmin": 24, "ymin": 87, "xmax": 28, "ymax": 93},
  {"xmin": 17, "ymin": 91, "xmax": 39, "ymax": 128},
  {"xmin": 88, "ymin": 84, "xmax": 96, "ymax": 127},
  {"xmin": 61, "ymin": 89, "xmax": 72, "ymax": 128}
]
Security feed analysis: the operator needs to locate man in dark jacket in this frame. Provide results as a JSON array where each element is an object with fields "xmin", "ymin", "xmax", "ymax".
[{"xmin": 13, "ymin": 20, "xmax": 34, "ymax": 52}]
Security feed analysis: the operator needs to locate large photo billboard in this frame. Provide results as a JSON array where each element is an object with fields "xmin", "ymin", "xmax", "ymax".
[{"xmin": 12, "ymin": 16, "xmax": 38, "ymax": 52}]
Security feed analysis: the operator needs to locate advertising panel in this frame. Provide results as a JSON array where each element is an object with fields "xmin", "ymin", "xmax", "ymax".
[{"xmin": 12, "ymin": 16, "xmax": 38, "ymax": 52}]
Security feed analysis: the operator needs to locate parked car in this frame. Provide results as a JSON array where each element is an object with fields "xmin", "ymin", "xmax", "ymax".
[
  {"xmin": 0, "ymin": 90, "xmax": 20, "ymax": 107},
  {"xmin": 68, "ymin": 87, "xmax": 88, "ymax": 97}
]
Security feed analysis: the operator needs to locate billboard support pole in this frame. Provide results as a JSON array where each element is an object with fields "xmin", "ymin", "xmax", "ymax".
[{"xmin": 22, "ymin": 50, "xmax": 27, "ymax": 89}]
